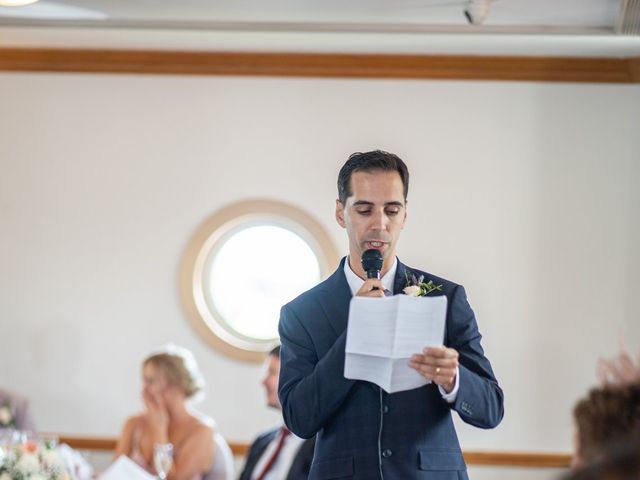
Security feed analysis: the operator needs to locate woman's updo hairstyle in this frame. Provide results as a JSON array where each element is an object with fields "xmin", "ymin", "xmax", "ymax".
[{"xmin": 143, "ymin": 344, "xmax": 205, "ymax": 400}]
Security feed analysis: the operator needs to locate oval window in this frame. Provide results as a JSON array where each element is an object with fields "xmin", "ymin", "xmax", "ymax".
[{"xmin": 181, "ymin": 200, "xmax": 339, "ymax": 362}]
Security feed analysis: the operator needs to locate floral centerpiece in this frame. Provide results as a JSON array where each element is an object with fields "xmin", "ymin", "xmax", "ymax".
[{"xmin": 0, "ymin": 439, "xmax": 71, "ymax": 480}]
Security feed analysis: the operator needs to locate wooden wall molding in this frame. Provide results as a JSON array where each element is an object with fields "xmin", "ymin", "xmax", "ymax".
[
  {"xmin": 629, "ymin": 57, "xmax": 640, "ymax": 82},
  {"xmin": 55, "ymin": 434, "xmax": 571, "ymax": 468},
  {"xmin": 0, "ymin": 48, "xmax": 638, "ymax": 83},
  {"xmin": 56, "ymin": 435, "xmax": 250, "ymax": 457}
]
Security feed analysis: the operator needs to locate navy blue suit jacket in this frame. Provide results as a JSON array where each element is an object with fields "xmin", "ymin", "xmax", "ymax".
[{"xmin": 278, "ymin": 258, "xmax": 504, "ymax": 480}]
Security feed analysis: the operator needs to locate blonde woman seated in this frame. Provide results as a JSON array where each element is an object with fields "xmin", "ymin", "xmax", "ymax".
[{"xmin": 114, "ymin": 346, "xmax": 233, "ymax": 480}]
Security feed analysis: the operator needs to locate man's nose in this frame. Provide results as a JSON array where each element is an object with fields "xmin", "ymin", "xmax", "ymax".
[{"xmin": 371, "ymin": 209, "xmax": 388, "ymax": 230}]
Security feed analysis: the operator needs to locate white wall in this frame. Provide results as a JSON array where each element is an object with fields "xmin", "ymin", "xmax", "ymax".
[{"xmin": 0, "ymin": 73, "xmax": 638, "ymax": 462}]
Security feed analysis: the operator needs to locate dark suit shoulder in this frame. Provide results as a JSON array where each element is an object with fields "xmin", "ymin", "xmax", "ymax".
[{"xmin": 238, "ymin": 428, "xmax": 280, "ymax": 480}]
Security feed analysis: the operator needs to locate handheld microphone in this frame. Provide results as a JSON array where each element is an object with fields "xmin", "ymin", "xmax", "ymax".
[{"xmin": 361, "ymin": 249, "xmax": 383, "ymax": 280}]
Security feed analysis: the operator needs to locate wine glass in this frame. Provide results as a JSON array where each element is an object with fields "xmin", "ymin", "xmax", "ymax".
[{"xmin": 153, "ymin": 443, "xmax": 173, "ymax": 480}]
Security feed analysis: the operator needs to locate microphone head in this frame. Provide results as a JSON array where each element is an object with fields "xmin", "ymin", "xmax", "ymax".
[{"xmin": 361, "ymin": 249, "xmax": 383, "ymax": 279}]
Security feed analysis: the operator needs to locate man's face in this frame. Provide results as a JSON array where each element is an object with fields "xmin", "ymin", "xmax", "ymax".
[
  {"xmin": 336, "ymin": 169, "xmax": 407, "ymax": 277},
  {"xmin": 261, "ymin": 355, "xmax": 281, "ymax": 409}
]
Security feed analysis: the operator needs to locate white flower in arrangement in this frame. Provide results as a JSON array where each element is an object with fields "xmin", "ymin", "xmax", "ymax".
[
  {"xmin": 29, "ymin": 474, "xmax": 48, "ymax": 480},
  {"xmin": 0, "ymin": 473, "xmax": 12, "ymax": 480},
  {"xmin": 403, "ymin": 285, "xmax": 421, "ymax": 297},
  {"xmin": 42, "ymin": 448, "xmax": 66, "ymax": 470},
  {"xmin": 0, "ymin": 406, "xmax": 12, "ymax": 425},
  {"xmin": 16, "ymin": 451, "xmax": 41, "ymax": 473}
]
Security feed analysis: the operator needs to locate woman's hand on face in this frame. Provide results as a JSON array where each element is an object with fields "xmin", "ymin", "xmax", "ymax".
[{"xmin": 143, "ymin": 390, "xmax": 170, "ymax": 435}]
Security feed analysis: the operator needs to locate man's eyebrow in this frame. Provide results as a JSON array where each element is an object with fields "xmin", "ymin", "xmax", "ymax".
[{"xmin": 352, "ymin": 200, "xmax": 404, "ymax": 207}]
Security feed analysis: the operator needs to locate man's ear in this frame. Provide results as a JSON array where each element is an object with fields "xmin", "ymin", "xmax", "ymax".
[
  {"xmin": 402, "ymin": 200, "xmax": 408, "ymax": 229},
  {"xmin": 335, "ymin": 199, "xmax": 346, "ymax": 228}
]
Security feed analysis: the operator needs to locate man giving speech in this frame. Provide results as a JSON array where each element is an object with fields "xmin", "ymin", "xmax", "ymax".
[{"xmin": 278, "ymin": 150, "xmax": 504, "ymax": 479}]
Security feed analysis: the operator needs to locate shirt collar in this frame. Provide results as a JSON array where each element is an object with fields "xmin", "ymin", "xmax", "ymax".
[{"xmin": 343, "ymin": 256, "xmax": 398, "ymax": 296}]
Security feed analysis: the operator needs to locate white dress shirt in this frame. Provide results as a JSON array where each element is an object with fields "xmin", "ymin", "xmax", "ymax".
[{"xmin": 342, "ymin": 257, "xmax": 459, "ymax": 402}]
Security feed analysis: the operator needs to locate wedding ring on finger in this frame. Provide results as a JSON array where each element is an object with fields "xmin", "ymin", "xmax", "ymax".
[{"xmin": 436, "ymin": 367, "xmax": 441, "ymax": 374}]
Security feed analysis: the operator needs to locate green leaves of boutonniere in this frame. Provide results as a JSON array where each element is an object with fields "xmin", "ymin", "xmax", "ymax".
[{"xmin": 403, "ymin": 272, "xmax": 443, "ymax": 297}]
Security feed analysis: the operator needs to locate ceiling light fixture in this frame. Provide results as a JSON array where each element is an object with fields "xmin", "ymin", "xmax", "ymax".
[
  {"xmin": 464, "ymin": 0, "xmax": 492, "ymax": 25},
  {"xmin": 0, "ymin": 0, "xmax": 39, "ymax": 6}
]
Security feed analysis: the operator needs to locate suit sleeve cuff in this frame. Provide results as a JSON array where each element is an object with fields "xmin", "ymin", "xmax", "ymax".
[{"xmin": 438, "ymin": 366, "xmax": 460, "ymax": 403}]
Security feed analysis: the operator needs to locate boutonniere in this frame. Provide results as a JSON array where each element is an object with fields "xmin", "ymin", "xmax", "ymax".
[
  {"xmin": 0, "ymin": 402, "xmax": 14, "ymax": 427},
  {"xmin": 403, "ymin": 272, "xmax": 443, "ymax": 297}
]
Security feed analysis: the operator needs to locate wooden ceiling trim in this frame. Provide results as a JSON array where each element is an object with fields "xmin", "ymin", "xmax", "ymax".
[{"xmin": 0, "ymin": 48, "xmax": 638, "ymax": 83}]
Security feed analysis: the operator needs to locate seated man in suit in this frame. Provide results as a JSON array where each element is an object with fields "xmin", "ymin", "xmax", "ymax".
[
  {"xmin": 0, "ymin": 387, "xmax": 36, "ymax": 432},
  {"xmin": 239, "ymin": 346, "xmax": 314, "ymax": 480}
]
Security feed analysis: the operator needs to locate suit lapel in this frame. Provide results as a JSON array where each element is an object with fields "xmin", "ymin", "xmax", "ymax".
[
  {"xmin": 393, "ymin": 259, "xmax": 409, "ymax": 295},
  {"xmin": 318, "ymin": 258, "xmax": 352, "ymax": 337},
  {"xmin": 244, "ymin": 429, "xmax": 279, "ymax": 479}
]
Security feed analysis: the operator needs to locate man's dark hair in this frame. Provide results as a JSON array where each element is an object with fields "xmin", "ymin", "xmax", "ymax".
[
  {"xmin": 337, "ymin": 150, "xmax": 409, "ymax": 205},
  {"xmin": 269, "ymin": 345, "xmax": 281, "ymax": 357}
]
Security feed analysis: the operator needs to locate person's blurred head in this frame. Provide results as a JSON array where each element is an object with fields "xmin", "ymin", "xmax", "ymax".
[
  {"xmin": 572, "ymin": 382, "xmax": 640, "ymax": 468},
  {"xmin": 564, "ymin": 441, "xmax": 640, "ymax": 480},
  {"xmin": 142, "ymin": 345, "xmax": 205, "ymax": 402},
  {"xmin": 261, "ymin": 346, "xmax": 281, "ymax": 410}
]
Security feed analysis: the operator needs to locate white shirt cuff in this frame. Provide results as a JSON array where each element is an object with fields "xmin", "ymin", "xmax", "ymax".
[{"xmin": 438, "ymin": 366, "xmax": 460, "ymax": 403}]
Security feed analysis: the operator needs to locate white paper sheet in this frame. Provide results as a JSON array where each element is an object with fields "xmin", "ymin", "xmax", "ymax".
[
  {"xmin": 99, "ymin": 455, "xmax": 156, "ymax": 480},
  {"xmin": 344, "ymin": 294, "xmax": 447, "ymax": 393}
]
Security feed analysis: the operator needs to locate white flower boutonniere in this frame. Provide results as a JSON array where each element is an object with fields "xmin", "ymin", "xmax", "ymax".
[{"xmin": 403, "ymin": 272, "xmax": 443, "ymax": 297}]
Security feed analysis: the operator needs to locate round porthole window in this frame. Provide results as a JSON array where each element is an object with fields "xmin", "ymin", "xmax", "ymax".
[{"xmin": 181, "ymin": 199, "xmax": 339, "ymax": 362}]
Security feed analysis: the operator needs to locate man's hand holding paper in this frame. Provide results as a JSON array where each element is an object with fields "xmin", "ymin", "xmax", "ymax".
[{"xmin": 410, "ymin": 346, "xmax": 459, "ymax": 393}]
